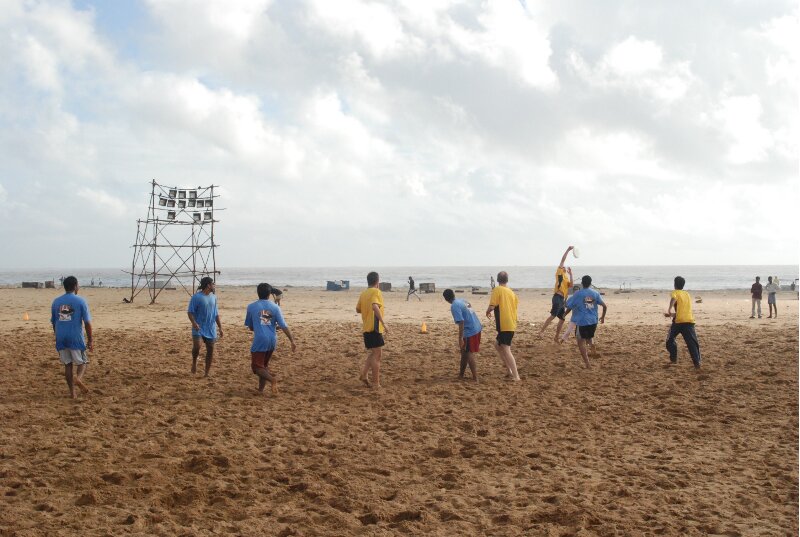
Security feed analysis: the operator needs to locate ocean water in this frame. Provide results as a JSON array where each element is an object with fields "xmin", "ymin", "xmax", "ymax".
[{"xmin": 1, "ymin": 265, "xmax": 797, "ymax": 291}]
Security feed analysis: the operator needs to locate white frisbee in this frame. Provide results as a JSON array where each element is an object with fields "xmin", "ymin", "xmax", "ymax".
[{"xmin": 572, "ymin": 247, "xmax": 580, "ymax": 258}]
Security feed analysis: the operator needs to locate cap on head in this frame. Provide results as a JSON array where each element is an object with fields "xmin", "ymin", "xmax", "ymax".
[
  {"xmin": 257, "ymin": 282, "xmax": 272, "ymax": 299},
  {"xmin": 581, "ymin": 275, "xmax": 592, "ymax": 288},
  {"xmin": 497, "ymin": 271, "xmax": 508, "ymax": 284},
  {"xmin": 63, "ymin": 276, "xmax": 78, "ymax": 292},
  {"xmin": 367, "ymin": 271, "xmax": 379, "ymax": 286},
  {"xmin": 442, "ymin": 289, "xmax": 455, "ymax": 302}
]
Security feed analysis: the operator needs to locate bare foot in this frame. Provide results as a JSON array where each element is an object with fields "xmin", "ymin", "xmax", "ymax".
[
  {"xmin": 271, "ymin": 379, "xmax": 279, "ymax": 395},
  {"xmin": 191, "ymin": 362, "xmax": 197, "ymax": 374},
  {"xmin": 70, "ymin": 391, "xmax": 77, "ymax": 399},
  {"xmin": 359, "ymin": 375, "xmax": 371, "ymax": 388},
  {"xmin": 372, "ymin": 384, "xmax": 383, "ymax": 391},
  {"xmin": 75, "ymin": 378, "xmax": 90, "ymax": 394}
]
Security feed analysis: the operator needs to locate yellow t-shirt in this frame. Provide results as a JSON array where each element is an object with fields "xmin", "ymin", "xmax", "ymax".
[
  {"xmin": 357, "ymin": 287, "xmax": 385, "ymax": 333},
  {"xmin": 554, "ymin": 267, "xmax": 571, "ymax": 298},
  {"xmin": 489, "ymin": 285, "xmax": 518, "ymax": 332},
  {"xmin": 671, "ymin": 290, "xmax": 695, "ymax": 324}
]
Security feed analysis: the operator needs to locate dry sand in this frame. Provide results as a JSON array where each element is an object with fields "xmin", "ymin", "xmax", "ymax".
[{"xmin": 0, "ymin": 285, "xmax": 797, "ymax": 536}]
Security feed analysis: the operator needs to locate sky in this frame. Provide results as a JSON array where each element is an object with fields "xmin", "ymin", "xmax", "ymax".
[{"xmin": 0, "ymin": 0, "xmax": 797, "ymax": 269}]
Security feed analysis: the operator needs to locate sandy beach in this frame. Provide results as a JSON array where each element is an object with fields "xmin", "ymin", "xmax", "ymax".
[{"xmin": 1, "ymin": 285, "xmax": 797, "ymax": 536}]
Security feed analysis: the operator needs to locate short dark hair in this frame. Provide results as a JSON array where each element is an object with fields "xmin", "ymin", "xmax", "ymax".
[
  {"xmin": 497, "ymin": 271, "xmax": 508, "ymax": 284},
  {"xmin": 674, "ymin": 276, "xmax": 686, "ymax": 290},
  {"xmin": 367, "ymin": 271, "xmax": 379, "ymax": 286},
  {"xmin": 257, "ymin": 283, "xmax": 272, "ymax": 299},
  {"xmin": 767, "ymin": 276, "xmax": 773, "ymax": 283},
  {"xmin": 199, "ymin": 276, "xmax": 214, "ymax": 291},
  {"xmin": 581, "ymin": 275, "xmax": 592, "ymax": 288},
  {"xmin": 63, "ymin": 276, "xmax": 78, "ymax": 292},
  {"xmin": 442, "ymin": 289, "xmax": 455, "ymax": 302},
  {"xmin": 755, "ymin": 276, "xmax": 760, "ymax": 281}
]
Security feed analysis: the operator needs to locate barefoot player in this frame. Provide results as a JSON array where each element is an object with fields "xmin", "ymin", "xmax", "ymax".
[
  {"xmin": 664, "ymin": 276, "xmax": 701, "ymax": 368},
  {"xmin": 50, "ymin": 276, "xmax": 93, "ymax": 398},
  {"xmin": 564, "ymin": 275, "xmax": 607, "ymax": 368},
  {"xmin": 356, "ymin": 271, "xmax": 387, "ymax": 389},
  {"xmin": 538, "ymin": 246, "xmax": 573, "ymax": 342},
  {"xmin": 443, "ymin": 289, "xmax": 481, "ymax": 381},
  {"xmin": 187, "ymin": 276, "xmax": 223, "ymax": 377},
  {"xmin": 486, "ymin": 271, "xmax": 521, "ymax": 381},
  {"xmin": 245, "ymin": 283, "xmax": 296, "ymax": 395}
]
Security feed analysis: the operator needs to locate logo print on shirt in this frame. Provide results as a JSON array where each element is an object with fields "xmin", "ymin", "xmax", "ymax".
[
  {"xmin": 59, "ymin": 304, "xmax": 74, "ymax": 321},
  {"xmin": 260, "ymin": 310, "xmax": 273, "ymax": 325},
  {"xmin": 583, "ymin": 296, "xmax": 595, "ymax": 310}
]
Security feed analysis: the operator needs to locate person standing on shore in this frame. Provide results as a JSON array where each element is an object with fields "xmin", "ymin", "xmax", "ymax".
[
  {"xmin": 356, "ymin": 271, "xmax": 387, "ymax": 389},
  {"xmin": 486, "ymin": 271, "xmax": 521, "ymax": 381},
  {"xmin": 245, "ymin": 283, "xmax": 296, "ymax": 396},
  {"xmin": 50, "ymin": 276, "xmax": 93, "ymax": 398},
  {"xmin": 538, "ymin": 246, "xmax": 574, "ymax": 342},
  {"xmin": 443, "ymin": 289, "xmax": 481, "ymax": 381},
  {"xmin": 187, "ymin": 276, "xmax": 223, "ymax": 377},
  {"xmin": 407, "ymin": 276, "xmax": 420, "ymax": 301},
  {"xmin": 765, "ymin": 276, "xmax": 779, "ymax": 319},
  {"xmin": 750, "ymin": 276, "xmax": 763, "ymax": 319},
  {"xmin": 563, "ymin": 275, "xmax": 607, "ymax": 369},
  {"xmin": 664, "ymin": 276, "xmax": 701, "ymax": 368}
]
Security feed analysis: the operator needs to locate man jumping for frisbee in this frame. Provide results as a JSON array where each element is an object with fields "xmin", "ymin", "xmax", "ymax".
[{"xmin": 539, "ymin": 246, "xmax": 574, "ymax": 342}]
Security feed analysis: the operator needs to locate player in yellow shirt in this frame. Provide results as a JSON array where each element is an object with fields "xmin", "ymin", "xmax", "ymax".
[
  {"xmin": 485, "ymin": 271, "xmax": 521, "ymax": 381},
  {"xmin": 664, "ymin": 276, "xmax": 701, "ymax": 368},
  {"xmin": 356, "ymin": 271, "xmax": 387, "ymax": 389},
  {"xmin": 538, "ymin": 246, "xmax": 574, "ymax": 342}
]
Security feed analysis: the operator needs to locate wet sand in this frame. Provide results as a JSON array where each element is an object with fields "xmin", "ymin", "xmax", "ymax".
[{"xmin": 1, "ymin": 286, "xmax": 797, "ymax": 536}]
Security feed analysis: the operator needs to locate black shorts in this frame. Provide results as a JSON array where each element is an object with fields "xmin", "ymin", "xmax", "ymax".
[
  {"xmin": 363, "ymin": 332, "xmax": 385, "ymax": 349},
  {"xmin": 550, "ymin": 294, "xmax": 566, "ymax": 319},
  {"xmin": 577, "ymin": 324, "xmax": 597, "ymax": 340},
  {"xmin": 496, "ymin": 331, "xmax": 514, "ymax": 346}
]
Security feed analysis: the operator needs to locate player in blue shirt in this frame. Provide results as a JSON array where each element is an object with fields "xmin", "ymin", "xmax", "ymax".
[
  {"xmin": 443, "ymin": 289, "xmax": 481, "ymax": 381},
  {"xmin": 244, "ymin": 283, "xmax": 296, "ymax": 396},
  {"xmin": 187, "ymin": 276, "xmax": 223, "ymax": 377},
  {"xmin": 564, "ymin": 275, "xmax": 607, "ymax": 368},
  {"xmin": 50, "ymin": 276, "xmax": 93, "ymax": 398}
]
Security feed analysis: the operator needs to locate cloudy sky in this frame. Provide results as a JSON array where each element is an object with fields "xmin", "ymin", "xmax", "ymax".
[{"xmin": 0, "ymin": 0, "xmax": 797, "ymax": 269}]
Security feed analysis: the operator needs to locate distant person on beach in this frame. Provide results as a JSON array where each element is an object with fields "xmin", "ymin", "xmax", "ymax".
[
  {"xmin": 50, "ymin": 276, "xmax": 93, "ymax": 398},
  {"xmin": 563, "ymin": 275, "xmax": 607, "ymax": 368},
  {"xmin": 764, "ymin": 276, "xmax": 779, "ymax": 319},
  {"xmin": 443, "ymin": 289, "xmax": 481, "ymax": 381},
  {"xmin": 407, "ymin": 276, "xmax": 420, "ymax": 301},
  {"xmin": 490, "ymin": 275, "xmax": 495, "ymax": 289},
  {"xmin": 187, "ymin": 276, "xmax": 223, "ymax": 377},
  {"xmin": 538, "ymin": 246, "xmax": 574, "ymax": 342},
  {"xmin": 664, "ymin": 276, "xmax": 701, "ymax": 368},
  {"xmin": 356, "ymin": 271, "xmax": 387, "ymax": 389},
  {"xmin": 486, "ymin": 271, "xmax": 521, "ymax": 381},
  {"xmin": 750, "ymin": 276, "xmax": 763, "ymax": 319},
  {"xmin": 245, "ymin": 283, "xmax": 296, "ymax": 396},
  {"xmin": 271, "ymin": 287, "xmax": 283, "ymax": 306}
]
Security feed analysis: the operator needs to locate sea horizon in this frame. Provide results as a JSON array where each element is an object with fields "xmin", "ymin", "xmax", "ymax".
[{"xmin": 2, "ymin": 264, "xmax": 797, "ymax": 291}]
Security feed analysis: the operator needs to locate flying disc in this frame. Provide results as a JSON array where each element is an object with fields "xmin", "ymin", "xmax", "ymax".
[{"xmin": 572, "ymin": 247, "xmax": 580, "ymax": 258}]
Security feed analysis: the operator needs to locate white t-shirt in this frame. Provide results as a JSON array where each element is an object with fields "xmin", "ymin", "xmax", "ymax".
[{"xmin": 764, "ymin": 283, "xmax": 779, "ymax": 294}]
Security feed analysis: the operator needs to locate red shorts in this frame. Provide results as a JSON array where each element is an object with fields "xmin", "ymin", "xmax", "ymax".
[
  {"xmin": 251, "ymin": 351, "xmax": 274, "ymax": 372},
  {"xmin": 464, "ymin": 332, "xmax": 481, "ymax": 352}
]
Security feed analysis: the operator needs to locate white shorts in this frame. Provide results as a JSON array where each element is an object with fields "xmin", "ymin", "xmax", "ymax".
[{"xmin": 58, "ymin": 349, "xmax": 89, "ymax": 366}]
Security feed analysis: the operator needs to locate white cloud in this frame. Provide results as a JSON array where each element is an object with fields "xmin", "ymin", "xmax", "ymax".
[
  {"xmin": 77, "ymin": 187, "xmax": 129, "ymax": 217},
  {"xmin": 570, "ymin": 36, "xmax": 694, "ymax": 104},
  {"xmin": 714, "ymin": 95, "xmax": 772, "ymax": 164}
]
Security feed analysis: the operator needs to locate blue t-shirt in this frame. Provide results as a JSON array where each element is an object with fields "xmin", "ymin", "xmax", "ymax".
[
  {"xmin": 450, "ymin": 298, "xmax": 482, "ymax": 338},
  {"xmin": 188, "ymin": 292, "xmax": 219, "ymax": 339},
  {"xmin": 566, "ymin": 288, "xmax": 605, "ymax": 326},
  {"xmin": 244, "ymin": 299, "xmax": 287, "ymax": 352},
  {"xmin": 51, "ymin": 293, "xmax": 91, "ymax": 351}
]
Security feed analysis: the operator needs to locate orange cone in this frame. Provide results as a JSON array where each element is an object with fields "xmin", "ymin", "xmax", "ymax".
[
  {"xmin": 22, "ymin": 312, "xmax": 30, "ymax": 321},
  {"xmin": 420, "ymin": 322, "xmax": 428, "ymax": 334}
]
